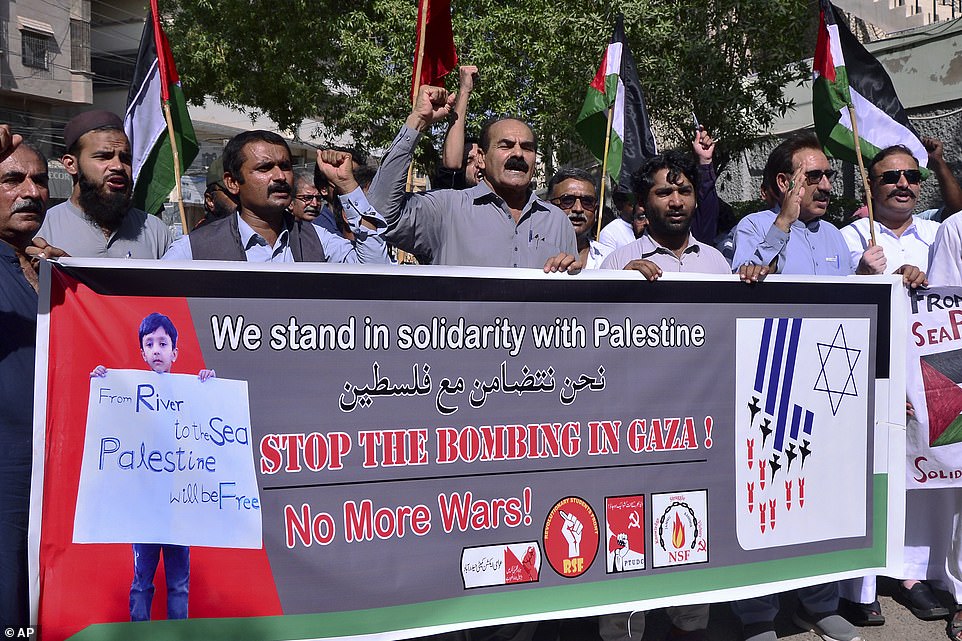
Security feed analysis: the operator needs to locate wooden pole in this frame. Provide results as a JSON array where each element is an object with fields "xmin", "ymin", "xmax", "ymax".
[
  {"xmin": 595, "ymin": 103, "xmax": 616, "ymax": 240},
  {"xmin": 162, "ymin": 100, "xmax": 188, "ymax": 233},
  {"xmin": 397, "ymin": 0, "xmax": 430, "ymax": 264},
  {"xmin": 406, "ymin": 0, "xmax": 430, "ymax": 194},
  {"xmin": 847, "ymin": 104, "xmax": 876, "ymax": 246}
]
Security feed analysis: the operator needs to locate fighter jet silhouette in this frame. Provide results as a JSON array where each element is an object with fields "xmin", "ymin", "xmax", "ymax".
[
  {"xmin": 785, "ymin": 443, "xmax": 797, "ymax": 472},
  {"xmin": 800, "ymin": 439, "xmax": 812, "ymax": 467},
  {"xmin": 759, "ymin": 418, "xmax": 773, "ymax": 447},
  {"xmin": 748, "ymin": 396, "xmax": 761, "ymax": 425},
  {"xmin": 769, "ymin": 453, "xmax": 782, "ymax": 480}
]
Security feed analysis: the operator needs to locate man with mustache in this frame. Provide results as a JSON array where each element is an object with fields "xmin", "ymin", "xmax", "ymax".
[
  {"xmin": 35, "ymin": 110, "xmax": 173, "ymax": 258},
  {"xmin": 841, "ymin": 145, "xmax": 940, "ymax": 278},
  {"xmin": 0, "ymin": 124, "xmax": 65, "ymax": 628},
  {"xmin": 163, "ymin": 130, "xmax": 388, "ymax": 263},
  {"xmin": 732, "ymin": 134, "xmax": 924, "ymax": 286},
  {"xmin": 546, "ymin": 168, "xmax": 610, "ymax": 268},
  {"xmin": 837, "ymin": 146, "xmax": 946, "ymax": 627},
  {"xmin": 367, "ymin": 86, "xmax": 578, "ymax": 272},
  {"xmin": 730, "ymin": 135, "xmax": 924, "ymax": 641}
]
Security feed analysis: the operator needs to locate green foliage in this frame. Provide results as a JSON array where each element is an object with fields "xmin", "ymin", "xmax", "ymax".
[{"xmin": 165, "ymin": 0, "xmax": 814, "ymax": 164}]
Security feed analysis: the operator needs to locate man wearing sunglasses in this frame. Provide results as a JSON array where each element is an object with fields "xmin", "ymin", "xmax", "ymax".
[
  {"xmin": 838, "ymin": 146, "xmax": 945, "ymax": 629},
  {"xmin": 732, "ymin": 134, "xmax": 925, "ymax": 289},
  {"xmin": 546, "ymin": 168, "xmax": 610, "ymax": 268},
  {"xmin": 841, "ymin": 145, "xmax": 939, "ymax": 282}
]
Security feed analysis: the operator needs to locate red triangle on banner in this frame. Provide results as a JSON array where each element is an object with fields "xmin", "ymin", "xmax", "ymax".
[{"xmin": 921, "ymin": 359, "xmax": 962, "ymax": 446}]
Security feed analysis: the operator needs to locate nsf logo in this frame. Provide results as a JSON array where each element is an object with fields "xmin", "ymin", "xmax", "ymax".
[{"xmin": 4, "ymin": 628, "xmax": 36, "ymax": 639}]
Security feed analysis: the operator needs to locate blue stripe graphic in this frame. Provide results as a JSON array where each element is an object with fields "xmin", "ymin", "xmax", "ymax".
[
  {"xmin": 754, "ymin": 318, "xmax": 774, "ymax": 394},
  {"xmin": 765, "ymin": 319, "xmax": 789, "ymax": 415},
  {"xmin": 774, "ymin": 319, "xmax": 803, "ymax": 450}
]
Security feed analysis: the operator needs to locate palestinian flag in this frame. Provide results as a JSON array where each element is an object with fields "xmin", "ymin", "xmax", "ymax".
[
  {"xmin": 575, "ymin": 14, "xmax": 657, "ymax": 190},
  {"xmin": 411, "ymin": 0, "xmax": 457, "ymax": 99},
  {"xmin": 124, "ymin": 0, "xmax": 198, "ymax": 216},
  {"xmin": 812, "ymin": 0, "xmax": 926, "ymax": 168},
  {"xmin": 920, "ymin": 350, "xmax": 962, "ymax": 447}
]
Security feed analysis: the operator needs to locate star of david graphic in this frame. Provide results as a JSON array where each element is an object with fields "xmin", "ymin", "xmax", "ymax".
[{"xmin": 813, "ymin": 324, "xmax": 861, "ymax": 415}]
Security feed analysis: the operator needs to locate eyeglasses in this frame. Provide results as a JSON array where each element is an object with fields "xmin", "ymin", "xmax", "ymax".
[
  {"xmin": 295, "ymin": 194, "xmax": 324, "ymax": 203},
  {"xmin": 803, "ymin": 169, "xmax": 837, "ymax": 185},
  {"xmin": 550, "ymin": 194, "xmax": 598, "ymax": 211},
  {"xmin": 874, "ymin": 169, "xmax": 922, "ymax": 185}
]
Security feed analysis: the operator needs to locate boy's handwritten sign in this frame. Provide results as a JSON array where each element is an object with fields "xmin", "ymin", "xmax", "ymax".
[{"xmin": 74, "ymin": 370, "xmax": 262, "ymax": 548}]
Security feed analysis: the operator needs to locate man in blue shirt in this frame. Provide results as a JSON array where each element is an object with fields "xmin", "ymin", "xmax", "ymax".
[
  {"xmin": 730, "ymin": 134, "xmax": 923, "ymax": 641},
  {"xmin": 732, "ymin": 134, "xmax": 924, "ymax": 287}
]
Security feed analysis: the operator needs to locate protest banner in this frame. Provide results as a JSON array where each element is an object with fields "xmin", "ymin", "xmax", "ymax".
[
  {"xmin": 75, "ymin": 370, "xmax": 260, "ymax": 548},
  {"xmin": 31, "ymin": 260, "xmax": 905, "ymax": 641},
  {"xmin": 906, "ymin": 286, "xmax": 962, "ymax": 489}
]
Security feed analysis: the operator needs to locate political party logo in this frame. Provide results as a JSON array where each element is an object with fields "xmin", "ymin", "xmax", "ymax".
[
  {"xmin": 461, "ymin": 542, "xmax": 541, "ymax": 589},
  {"xmin": 542, "ymin": 496, "xmax": 598, "ymax": 578},
  {"xmin": 605, "ymin": 495, "xmax": 645, "ymax": 574},
  {"xmin": 650, "ymin": 490, "xmax": 707, "ymax": 568},
  {"xmin": 735, "ymin": 318, "xmax": 869, "ymax": 549},
  {"xmin": 919, "ymin": 349, "xmax": 962, "ymax": 447}
]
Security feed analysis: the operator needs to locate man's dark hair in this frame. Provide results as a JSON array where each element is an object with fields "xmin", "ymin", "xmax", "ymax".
[
  {"xmin": 546, "ymin": 167, "xmax": 597, "ymax": 197},
  {"xmin": 139, "ymin": 312, "xmax": 178, "ymax": 349},
  {"xmin": 354, "ymin": 165, "xmax": 377, "ymax": 191},
  {"xmin": 17, "ymin": 141, "xmax": 48, "ymax": 168},
  {"xmin": 223, "ymin": 130, "xmax": 291, "ymax": 183},
  {"xmin": 632, "ymin": 151, "xmax": 697, "ymax": 204},
  {"xmin": 762, "ymin": 133, "xmax": 822, "ymax": 199},
  {"xmin": 868, "ymin": 144, "xmax": 918, "ymax": 179},
  {"xmin": 478, "ymin": 118, "xmax": 538, "ymax": 152},
  {"xmin": 611, "ymin": 183, "xmax": 634, "ymax": 211}
]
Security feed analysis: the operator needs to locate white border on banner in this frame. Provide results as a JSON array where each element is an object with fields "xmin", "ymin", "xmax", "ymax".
[{"xmin": 26, "ymin": 261, "xmax": 907, "ymax": 635}]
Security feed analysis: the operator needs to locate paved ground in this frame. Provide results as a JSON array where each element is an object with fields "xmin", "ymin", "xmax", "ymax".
[{"xmin": 554, "ymin": 579, "xmax": 956, "ymax": 641}]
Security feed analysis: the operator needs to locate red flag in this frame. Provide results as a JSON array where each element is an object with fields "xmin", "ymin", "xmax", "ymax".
[{"xmin": 411, "ymin": 0, "xmax": 457, "ymax": 99}]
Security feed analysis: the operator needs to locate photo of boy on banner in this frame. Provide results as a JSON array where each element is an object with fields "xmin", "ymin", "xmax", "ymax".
[{"xmin": 89, "ymin": 312, "xmax": 216, "ymax": 621}]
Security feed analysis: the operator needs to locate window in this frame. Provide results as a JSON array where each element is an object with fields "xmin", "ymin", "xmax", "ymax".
[
  {"xmin": 70, "ymin": 19, "xmax": 90, "ymax": 72},
  {"xmin": 22, "ymin": 31, "xmax": 51, "ymax": 70}
]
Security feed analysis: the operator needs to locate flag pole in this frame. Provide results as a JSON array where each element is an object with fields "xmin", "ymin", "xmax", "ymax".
[
  {"xmin": 595, "ymin": 103, "xmax": 615, "ymax": 240},
  {"xmin": 847, "ymin": 104, "xmax": 876, "ymax": 246},
  {"xmin": 406, "ymin": 0, "xmax": 430, "ymax": 195},
  {"xmin": 162, "ymin": 100, "xmax": 188, "ymax": 233},
  {"xmin": 396, "ymin": 0, "xmax": 430, "ymax": 265}
]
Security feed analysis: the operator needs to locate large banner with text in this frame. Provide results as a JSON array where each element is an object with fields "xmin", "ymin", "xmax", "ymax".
[{"xmin": 31, "ymin": 261, "xmax": 906, "ymax": 641}]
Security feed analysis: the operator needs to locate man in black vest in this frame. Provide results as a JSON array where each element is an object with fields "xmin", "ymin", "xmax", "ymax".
[{"xmin": 162, "ymin": 130, "xmax": 388, "ymax": 263}]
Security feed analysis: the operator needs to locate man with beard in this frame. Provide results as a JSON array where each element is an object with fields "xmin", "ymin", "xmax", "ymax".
[
  {"xmin": 36, "ymin": 110, "xmax": 173, "ymax": 258},
  {"xmin": 546, "ymin": 168, "xmax": 610, "ymax": 268},
  {"xmin": 198, "ymin": 155, "xmax": 237, "ymax": 226},
  {"xmin": 601, "ymin": 151, "xmax": 731, "ymax": 279},
  {"xmin": 0, "ymin": 124, "xmax": 65, "ymax": 628},
  {"xmin": 367, "ymin": 86, "xmax": 578, "ymax": 272},
  {"xmin": 163, "ymin": 130, "xmax": 388, "ymax": 263}
]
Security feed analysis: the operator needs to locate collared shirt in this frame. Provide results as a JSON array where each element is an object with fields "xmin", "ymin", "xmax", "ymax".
[
  {"xmin": 929, "ymin": 213, "xmax": 962, "ymax": 286},
  {"xmin": 600, "ymin": 231, "xmax": 732, "ymax": 274},
  {"xmin": 841, "ymin": 215, "xmax": 940, "ymax": 273},
  {"xmin": 584, "ymin": 240, "xmax": 612, "ymax": 270},
  {"xmin": 162, "ymin": 187, "xmax": 388, "ymax": 263},
  {"xmin": 731, "ymin": 207, "xmax": 852, "ymax": 276},
  {"xmin": 367, "ymin": 126, "xmax": 577, "ymax": 268},
  {"xmin": 36, "ymin": 199, "xmax": 173, "ymax": 259},
  {"xmin": 598, "ymin": 218, "xmax": 634, "ymax": 251}
]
